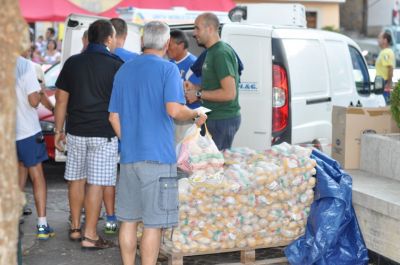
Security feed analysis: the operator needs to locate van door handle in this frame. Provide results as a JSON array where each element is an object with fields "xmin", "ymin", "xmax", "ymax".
[{"xmin": 306, "ymin": 97, "xmax": 332, "ymax": 105}]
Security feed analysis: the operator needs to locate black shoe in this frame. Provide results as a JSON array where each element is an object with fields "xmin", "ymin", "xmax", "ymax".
[{"xmin": 23, "ymin": 206, "xmax": 32, "ymax": 216}]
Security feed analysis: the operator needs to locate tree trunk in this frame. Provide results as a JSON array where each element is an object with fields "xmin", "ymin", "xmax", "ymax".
[{"xmin": 0, "ymin": 0, "xmax": 29, "ymax": 264}]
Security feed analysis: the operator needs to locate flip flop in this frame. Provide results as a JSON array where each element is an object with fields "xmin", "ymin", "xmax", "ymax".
[
  {"xmin": 69, "ymin": 228, "xmax": 82, "ymax": 242},
  {"xmin": 81, "ymin": 235, "xmax": 114, "ymax": 250}
]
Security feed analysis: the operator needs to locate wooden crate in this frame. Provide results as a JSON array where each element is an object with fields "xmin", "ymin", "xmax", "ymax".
[{"xmin": 159, "ymin": 242, "xmax": 290, "ymax": 265}]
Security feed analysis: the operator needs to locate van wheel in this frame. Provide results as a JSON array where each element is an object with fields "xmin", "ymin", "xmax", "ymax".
[{"xmin": 311, "ymin": 139, "xmax": 322, "ymax": 151}]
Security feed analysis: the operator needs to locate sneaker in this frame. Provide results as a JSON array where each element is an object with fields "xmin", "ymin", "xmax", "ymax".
[
  {"xmin": 104, "ymin": 220, "xmax": 118, "ymax": 234},
  {"xmin": 36, "ymin": 224, "xmax": 55, "ymax": 240}
]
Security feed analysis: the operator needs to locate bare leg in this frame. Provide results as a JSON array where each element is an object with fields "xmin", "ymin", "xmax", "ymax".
[
  {"xmin": 119, "ymin": 222, "xmax": 138, "ymax": 265},
  {"xmin": 141, "ymin": 228, "xmax": 162, "ymax": 265},
  {"xmin": 68, "ymin": 179, "xmax": 86, "ymax": 233},
  {"xmin": 18, "ymin": 162, "xmax": 29, "ymax": 191},
  {"xmin": 28, "ymin": 163, "xmax": 47, "ymax": 218},
  {"xmin": 103, "ymin": 186, "xmax": 115, "ymax": 216},
  {"xmin": 82, "ymin": 184, "xmax": 104, "ymax": 244}
]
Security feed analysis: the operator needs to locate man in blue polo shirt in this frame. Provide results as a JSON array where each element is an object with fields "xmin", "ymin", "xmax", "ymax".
[
  {"xmin": 167, "ymin": 29, "xmax": 202, "ymax": 143},
  {"xmin": 109, "ymin": 21, "xmax": 206, "ymax": 265}
]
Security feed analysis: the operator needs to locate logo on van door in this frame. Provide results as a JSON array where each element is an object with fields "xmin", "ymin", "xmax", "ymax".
[{"xmin": 239, "ymin": 82, "xmax": 258, "ymax": 93}]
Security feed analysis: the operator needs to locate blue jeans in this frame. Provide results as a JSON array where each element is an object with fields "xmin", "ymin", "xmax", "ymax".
[
  {"xmin": 383, "ymin": 80, "xmax": 391, "ymax": 105},
  {"xmin": 383, "ymin": 91, "xmax": 391, "ymax": 105},
  {"xmin": 206, "ymin": 115, "xmax": 241, "ymax": 150}
]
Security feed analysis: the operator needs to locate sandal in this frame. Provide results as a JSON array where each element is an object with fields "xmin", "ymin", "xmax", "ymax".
[
  {"xmin": 69, "ymin": 228, "xmax": 82, "ymax": 242},
  {"xmin": 81, "ymin": 235, "xmax": 114, "ymax": 250}
]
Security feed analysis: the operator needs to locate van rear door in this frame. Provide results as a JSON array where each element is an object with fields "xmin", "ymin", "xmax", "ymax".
[
  {"xmin": 61, "ymin": 13, "xmax": 142, "ymax": 64},
  {"xmin": 274, "ymin": 29, "xmax": 331, "ymax": 147},
  {"xmin": 221, "ymin": 24, "xmax": 273, "ymax": 150}
]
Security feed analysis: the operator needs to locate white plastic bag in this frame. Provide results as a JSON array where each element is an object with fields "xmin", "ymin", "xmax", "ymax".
[{"xmin": 176, "ymin": 124, "xmax": 224, "ymax": 181}]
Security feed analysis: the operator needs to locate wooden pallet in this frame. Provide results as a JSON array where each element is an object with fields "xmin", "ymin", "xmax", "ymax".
[{"xmin": 159, "ymin": 242, "xmax": 290, "ymax": 265}]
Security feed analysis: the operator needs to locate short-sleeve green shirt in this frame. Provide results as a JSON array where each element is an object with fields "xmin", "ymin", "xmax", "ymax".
[{"xmin": 201, "ymin": 41, "xmax": 241, "ymax": 120}]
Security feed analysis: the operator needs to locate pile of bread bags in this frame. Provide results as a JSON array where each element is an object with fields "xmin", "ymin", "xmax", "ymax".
[{"xmin": 163, "ymin": 142, "xmax": 316, "ymax": 253}]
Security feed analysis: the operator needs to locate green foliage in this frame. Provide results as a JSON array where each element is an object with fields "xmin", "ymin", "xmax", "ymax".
[
  {"xmin": 321, "ymin": 26, "xmax": 339, "ymax": 32},
  {"xmin": 390, "ymin": 82, "xmax": 400, "ymax": 128}
]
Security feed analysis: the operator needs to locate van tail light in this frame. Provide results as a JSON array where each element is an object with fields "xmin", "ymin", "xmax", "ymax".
[{"xmin": 272, "ymin": 64, "xmax": 289, "ymax": 133}]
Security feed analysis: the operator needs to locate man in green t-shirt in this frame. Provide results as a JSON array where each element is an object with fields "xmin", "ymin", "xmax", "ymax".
[{"xmin": 185, "ymin": 12, "xmax": 241, "ymax": 150}]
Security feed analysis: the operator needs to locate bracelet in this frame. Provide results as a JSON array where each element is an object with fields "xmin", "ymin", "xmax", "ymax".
[{"xmin": 53, "ymin": 129, "xmax": 64, "ymax": 134}]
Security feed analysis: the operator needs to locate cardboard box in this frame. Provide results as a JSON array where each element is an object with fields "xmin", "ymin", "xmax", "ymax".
[{"xmin": 332, "ymin": 106, "xmax": 400, "ymax": 169}]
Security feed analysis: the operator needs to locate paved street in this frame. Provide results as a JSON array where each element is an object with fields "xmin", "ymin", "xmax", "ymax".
[{"xmin": 20, "ymin": 162, "xmax": 288, "ymax": 265}]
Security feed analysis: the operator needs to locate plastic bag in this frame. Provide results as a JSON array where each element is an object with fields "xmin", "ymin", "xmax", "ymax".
[
  {"xmin": 284, "ymin": 149, "xmax": 369, "ymax": 265},
  {"xmin": 176, "ymin": 124, "xmax": 224, "ymax": 178},
  {"xmin": 164, "ymin": 143, "xmax": 317, "ymax": 253}
]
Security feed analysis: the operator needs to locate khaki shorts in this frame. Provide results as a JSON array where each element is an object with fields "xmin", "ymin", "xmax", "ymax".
[{"xmin": 116, "ymin": 161, "xmax": 179, "ymax": 228}]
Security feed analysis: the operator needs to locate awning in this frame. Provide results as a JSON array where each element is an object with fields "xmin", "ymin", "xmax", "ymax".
[{"xmin": 19, "ymin": 0, "xmax": 236, "ymax": 22}]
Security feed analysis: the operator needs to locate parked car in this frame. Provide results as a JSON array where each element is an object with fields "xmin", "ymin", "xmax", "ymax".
[{"xmin": 37, "ymin": 62, "xmax": 60, "ymax": 160}]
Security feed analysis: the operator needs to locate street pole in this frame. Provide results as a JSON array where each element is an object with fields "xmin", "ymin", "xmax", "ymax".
[{"xmin": 362, "ymin": 0, "xmax": 368, "ymax": 36}]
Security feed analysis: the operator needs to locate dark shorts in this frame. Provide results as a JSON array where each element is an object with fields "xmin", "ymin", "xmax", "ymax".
[
  {"xmin": 16, "ymin": 132, "xmax": 48, "ymax": 167},
  {"xmin": 206, "ymin": 115, "xmax": 241, "ymax": 150},
  {"xmin": 116, "ymin": 161, "xmax": 179, "ymax": 228}
]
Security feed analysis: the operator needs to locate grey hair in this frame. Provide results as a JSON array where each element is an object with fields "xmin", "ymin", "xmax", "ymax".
[{"xmin": 143, "ymin": 21, "xmax": 170, "ymax": 50}]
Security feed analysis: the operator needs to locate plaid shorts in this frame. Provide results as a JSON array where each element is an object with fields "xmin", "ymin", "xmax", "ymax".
[{"xmin": 65, "ymin": 134, "xmax": 118, "ymax": 186}]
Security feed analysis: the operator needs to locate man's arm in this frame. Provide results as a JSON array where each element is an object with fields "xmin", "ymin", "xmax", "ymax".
[
  {"xmin": 166, "ymin": 102, "xmax": 207, "ymax": 126},
  {"xmin": 39, "ymin": 87, "xmax": 55, "ymax": 112},
  {"xmin": 385, "ymin": 65, "xmax": 394, "ymax": 91},
  {"xmin": 185, "ymin": 75, "xmax": 236, "ymax": 103},
  {"xmin": 28, "ymin": 92, "xmax": 41, "ymax": 108},
  {"xmin": 54, "ymin": 89, "xmax": 69, "ymax": 151},
  {"xmin": 109, "ymin": 112, "xmax": 121, "ymax": 139}
]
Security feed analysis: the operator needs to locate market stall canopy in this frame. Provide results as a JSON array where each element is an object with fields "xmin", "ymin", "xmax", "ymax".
[{"xmin": 20, "ymin": 0, "xmax": 236, "ymax": 22}]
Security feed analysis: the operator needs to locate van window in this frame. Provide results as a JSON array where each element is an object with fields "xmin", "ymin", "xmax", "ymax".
[{"xmin": 349, "ymin": 46, "xmax": 370, "ymax": 95}]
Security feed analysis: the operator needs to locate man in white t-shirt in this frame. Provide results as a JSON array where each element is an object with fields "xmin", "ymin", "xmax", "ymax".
[{"xmin": 15, "ymin": 56, "xmax": 55, "ymax": 240}]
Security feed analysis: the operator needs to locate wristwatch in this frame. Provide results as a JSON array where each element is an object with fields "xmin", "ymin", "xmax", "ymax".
[{"xmin": 195, "ymin": 91, "xmax": 202, "ymax": 100}]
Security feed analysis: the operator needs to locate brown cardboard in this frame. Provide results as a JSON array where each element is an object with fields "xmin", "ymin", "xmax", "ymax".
[{"xmin": 332, "ymin": 106, "xmax": 400, "ymax": 169}]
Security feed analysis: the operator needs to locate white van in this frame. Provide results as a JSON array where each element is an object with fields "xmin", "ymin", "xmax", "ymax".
[
  {"xmin": 61, "ymin": 13, "xmax": 142, "ymax": 64},
  {"xmin": 222, "ymin": 22, "xmax": 386, "ymax": 153},
  {"xmin": 61, "ymin": 4, "xmax": 385, "ymax": 156}
]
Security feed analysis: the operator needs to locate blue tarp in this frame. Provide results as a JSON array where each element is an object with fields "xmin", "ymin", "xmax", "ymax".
[{"xmin": 284, "ymin": 149, "xmax": 369, "ymax": 265}]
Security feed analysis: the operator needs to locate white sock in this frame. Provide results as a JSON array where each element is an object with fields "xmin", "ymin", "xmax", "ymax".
[{"xmin": 37, "ymin": 217, "xmax": 47, "ymax": 227}]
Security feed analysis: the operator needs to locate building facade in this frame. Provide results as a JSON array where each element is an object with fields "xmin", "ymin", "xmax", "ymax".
[{"xmin": 234, "ymin": 0, "xmax": 345, "ymax": 29}]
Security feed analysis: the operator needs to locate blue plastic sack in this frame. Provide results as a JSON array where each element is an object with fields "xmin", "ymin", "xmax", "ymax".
[{"xmin": 284, "ymin": 149, "xmax": 369, "ymax": 265}]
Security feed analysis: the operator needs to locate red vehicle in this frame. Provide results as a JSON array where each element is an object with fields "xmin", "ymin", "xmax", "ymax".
[{"xmin": 37, "ymin": 62, "xmax": 60, "ymax": 160}]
